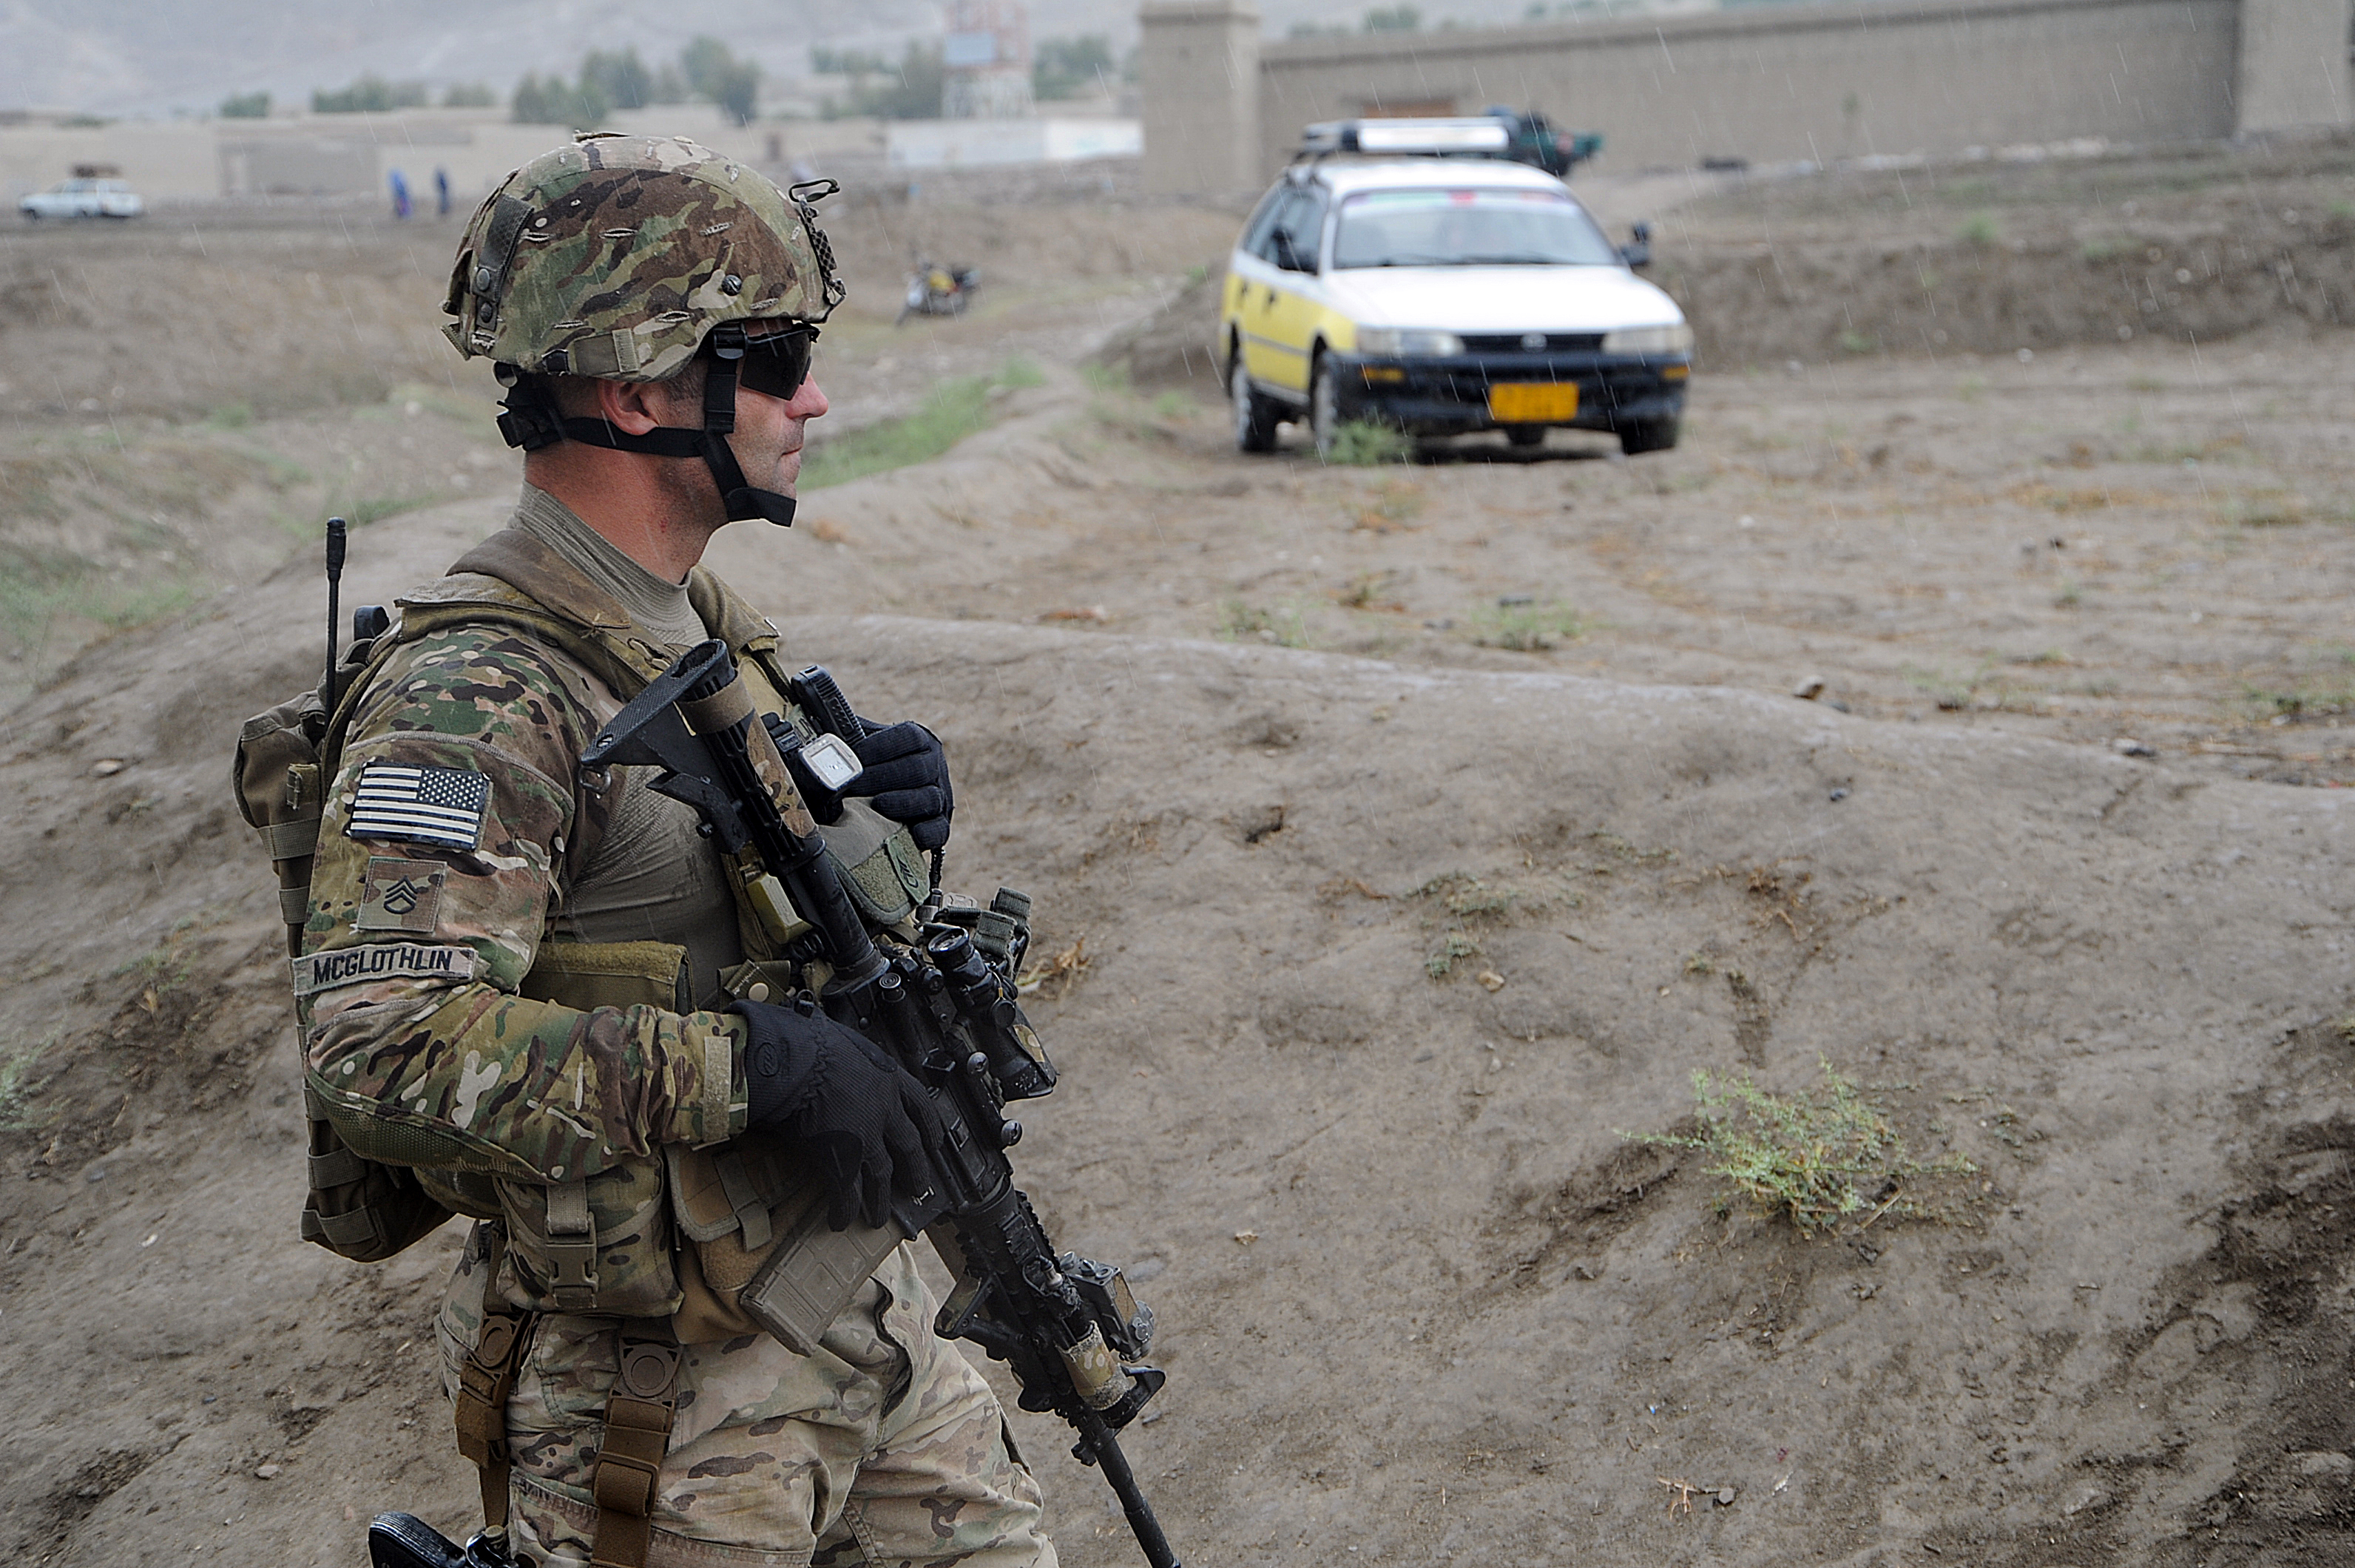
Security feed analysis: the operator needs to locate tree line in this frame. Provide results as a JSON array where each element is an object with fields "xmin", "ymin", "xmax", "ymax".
[
  {"xmin": 218, "ymin": 41, "xmax": 759, "ymax": 128},
  {"xmin": 807, "ymin": 34, "xmax": 1128, "ymax": 120},
  {"xmin": 515, "ymin": 41, "xmax": 761, "ymax": 129},
  {"xmin": 220, "ymin": 30, "xmax": 1129, "ymax": 129},
  {"xmin": 217, "ymin": 80, "xmax": 494, "ymax": 118}
]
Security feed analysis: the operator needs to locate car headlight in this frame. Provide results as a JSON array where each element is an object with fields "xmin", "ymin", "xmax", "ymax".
[
  {"xmin": 1601, "ymin": 323, "xmax": 1695, "ymax": 356},
  {"xmin": 1356, "ymin": 328, "xmax": 1463, "ymax": 357}
]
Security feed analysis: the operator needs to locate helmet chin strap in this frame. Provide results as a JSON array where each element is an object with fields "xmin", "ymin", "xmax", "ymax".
[
  {"xmin": 503, "ymin": 324, "xmax": 798, "ymax": 527},
  {"xmin": 685, "ymin": 327, "xmax": 798, "ymax": 527}
]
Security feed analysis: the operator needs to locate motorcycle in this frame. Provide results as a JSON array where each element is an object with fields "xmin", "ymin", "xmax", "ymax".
[{"xmin": 897, "ymin": 254, "xmax": 979, "ymax": 323}]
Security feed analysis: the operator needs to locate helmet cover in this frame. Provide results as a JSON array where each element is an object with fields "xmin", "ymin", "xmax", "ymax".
[{"xmin": 443, "ymin": 133, "xmax": 843, "ymax": 380}]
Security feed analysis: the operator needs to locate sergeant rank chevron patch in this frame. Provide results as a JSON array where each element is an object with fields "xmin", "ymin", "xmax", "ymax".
[{"xmin": 346, "ymin": 763, "xmax": 490, "ymax": 851}]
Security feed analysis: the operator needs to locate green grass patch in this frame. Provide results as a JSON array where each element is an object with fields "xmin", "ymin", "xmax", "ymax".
[
  {"xmin": 1216, "ymin": 596, "xmax": 1316, "ymax": 649},
  {"xmin": 1469, "ymin": 598, "xmax": 1584, "ymax": 652},
  {"xmin": 1413, "ymin": 869, "xmax": 1575, "ymax": 979},
  {"xmin": 2242, "ymin": 677, "xmax": 2355, "ymax": 720},
  {"xmin": 2217, "ymin": 490, "xmax": 2311, "ymax": 528},
  {"xmin": 1901, "ymin": 658, "xmax": 1992, "ymax": 709},
  {"xmin": 1417, "ymin": 871, "xmax": 1534, "ymax": 922},
  {"xmin": 0, "ymin": 544, "xmax": 200, "ymax": 663},
  {"xmin": 1624, "ymin": 1060, "xmax": 1978, "ymax": 1235},
  {"xmin": 0, "ymin": 1030, "xmax": 59, "ymax": 1131},
  {"xmin": 331, "ymin": 493, "xmax": 445, "ymax": 528},
  {"xmin": 801, "ymin": 362, "xmax": 1038, "ymax": 490},
  {"xmin": 1425, "ymin": 930, "xmax": 1481, "ymax": 980},
  {"xmin": 1326, "ymin": 419, "xmax": 1413, "ymax": 466},
  {"xmin": 1958, "ymin": 211, "xmax": 2001, "ymax": 247}
]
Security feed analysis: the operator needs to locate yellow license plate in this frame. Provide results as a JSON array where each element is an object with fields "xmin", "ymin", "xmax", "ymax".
[{"xmin": 1487, "ymin": 382, "xmax": 1579, "ymax": 422}]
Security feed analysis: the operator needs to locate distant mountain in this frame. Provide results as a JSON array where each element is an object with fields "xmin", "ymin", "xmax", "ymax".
[
  {"xmin": 0, "ymin": 0, "xmax": 1704, "ymax": 118},
  {"xmin": 0, "ymin": 0, "xmax": 928, "ymax": 116}
]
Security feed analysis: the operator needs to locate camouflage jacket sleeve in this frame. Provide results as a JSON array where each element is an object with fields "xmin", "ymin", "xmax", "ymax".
[{"xmin": 298, "ymin": 624, "xmax": 744, "ymax": 1182}]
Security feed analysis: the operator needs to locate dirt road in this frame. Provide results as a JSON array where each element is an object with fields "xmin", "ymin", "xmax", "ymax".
[{"xmin": 7, "ymin": 143, "xmax": 2355, "ymax": 1568}]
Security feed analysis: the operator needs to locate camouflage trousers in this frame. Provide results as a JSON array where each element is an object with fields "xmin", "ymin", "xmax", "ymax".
[{"xmin": 437, "ymin": 1231, "xmax": 1056, "ymax": 1568}]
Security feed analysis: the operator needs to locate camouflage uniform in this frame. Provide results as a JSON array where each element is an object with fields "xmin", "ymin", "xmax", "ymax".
[
  {"xmin": 439, "ymin": 1226, "xmax": 1052, "ymax": 1568},
  {"xmin": 300, "ymin": 500, "xmax": 1050, "ymax": 1565},
  {"xmin": 294, "ymin": 135, "xmax": 1050, "ymax": 1567}
]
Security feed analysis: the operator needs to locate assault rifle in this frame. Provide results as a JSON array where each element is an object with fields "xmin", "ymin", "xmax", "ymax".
[{"xmin": 581, "ymin": 638, "xmax": 1182, "ymax": 1567}]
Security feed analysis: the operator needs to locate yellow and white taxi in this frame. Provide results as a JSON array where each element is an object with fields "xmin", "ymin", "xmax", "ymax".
[{"xmin": 1220, "ymin": 130, "xmax": 1691, "ymax": 459}]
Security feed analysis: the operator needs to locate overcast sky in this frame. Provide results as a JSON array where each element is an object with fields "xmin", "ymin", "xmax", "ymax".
[{"xmin": 0, "ymin": 0, "xmax": 1695, "ymax": 117}]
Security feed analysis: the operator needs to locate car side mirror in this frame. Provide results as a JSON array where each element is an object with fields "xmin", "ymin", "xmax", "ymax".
[
  {"xmin": 1271, "ymin": 231, "xmax": 1311, "ymax": 273},
  {"xmin": 1618, "ymin": 223, "xmax": 1652, "ymax": 271}
]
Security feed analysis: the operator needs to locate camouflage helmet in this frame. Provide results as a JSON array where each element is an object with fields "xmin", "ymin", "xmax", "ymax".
[{"xmin": 442, "ymin": 132, "xmax": 843, "ymax": 380}]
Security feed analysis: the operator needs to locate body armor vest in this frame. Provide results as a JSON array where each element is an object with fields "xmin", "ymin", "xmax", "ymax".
[{"xmin": 235, "ymin": 527, "xmax": 933, "ymax": 1340}]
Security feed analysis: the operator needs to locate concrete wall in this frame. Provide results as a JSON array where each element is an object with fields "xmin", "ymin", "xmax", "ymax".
[
  {"xmin": 888, "ymin": 118, "xmax": 1142, "ymax": 168},
  {"xmin": 2237, "ymin": 0, "xmax": 2354, "ymax": 132},
  {"xmin": 1140, "ymin": 0, "xmax": 1263, "ymax": 195},
  {"xmin": 0, "ymin": 122, "xmax": 218, "ymax": 203},
  {"xmin": 1258, "ymin": 0, "xmax": 2259, "ymax": 175},
  {"xmin": 1, "ymin": 109, "xmax": 893, "ymax": 204},
  {"xmin": 1135, "ymin": 0, "xmax": 2355, "ymax": 192}
]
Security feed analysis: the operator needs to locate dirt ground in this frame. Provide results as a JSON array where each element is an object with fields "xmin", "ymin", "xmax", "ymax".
[{"xmin": 8, "ymin": 141, "xmax": 2355, "ymax": 1568}]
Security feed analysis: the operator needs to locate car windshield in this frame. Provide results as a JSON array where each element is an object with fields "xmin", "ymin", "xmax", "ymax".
[{"xmin": 1331, "ymin": 188, "xmax": 1620, "ymax": 268}]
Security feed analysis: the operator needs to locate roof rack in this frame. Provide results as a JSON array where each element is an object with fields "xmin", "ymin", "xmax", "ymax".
[{"xmin": 1297, "ymin": 118, "xmax": 1513, "ymax": 160}]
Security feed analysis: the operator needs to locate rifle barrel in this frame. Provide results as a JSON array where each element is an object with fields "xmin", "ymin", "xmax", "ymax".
[{"xmin": 1072, "ymin": 1405, "xmax": 1183, "ymax": 1568}]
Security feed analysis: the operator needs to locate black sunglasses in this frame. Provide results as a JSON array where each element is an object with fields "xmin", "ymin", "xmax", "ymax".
[{"xmin": 706, "ymin": 324, "xmax": 818, "ymax": 400}]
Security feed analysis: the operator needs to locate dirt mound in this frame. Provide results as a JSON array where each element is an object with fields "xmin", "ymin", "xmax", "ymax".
[
  {"xmin": 1658, "ymin": 204, "xmax": 2355, "ymax": 366},
  {"xmin": 1658, "ymin": 136, "xmax": 2355, "ymax": 365},
  {"xmin": 1087, "ymin": 269, "xmax": 1225, "ymax": 388},
  {"xmin": 8, "ymin": 492, "xmax": 2355, "ymax": 1565}
]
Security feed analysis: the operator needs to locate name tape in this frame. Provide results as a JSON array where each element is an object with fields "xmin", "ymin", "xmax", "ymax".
[{"xmin": 293, "ymin": 942, "xmax": 481, "ymax": 998}]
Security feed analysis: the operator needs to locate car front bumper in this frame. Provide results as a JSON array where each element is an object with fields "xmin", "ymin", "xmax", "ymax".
[{"xmin": 1331, "ymin": 351, "xmax": 1689, "ymax": 433}]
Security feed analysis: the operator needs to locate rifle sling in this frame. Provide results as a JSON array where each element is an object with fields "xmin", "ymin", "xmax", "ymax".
[{"xmin": 453, "ymin": 1228, "xmax": 534, "ymax": 1539}]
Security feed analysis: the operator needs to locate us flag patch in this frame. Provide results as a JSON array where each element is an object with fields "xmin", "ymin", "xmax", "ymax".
[{"xmin": 346, "ymin": 763, "xmax": 490, "ymax": 851}]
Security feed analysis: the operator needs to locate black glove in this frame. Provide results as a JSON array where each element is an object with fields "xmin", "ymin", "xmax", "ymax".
[
  {"xmin": 733, "ymin": 996, "xmax": 945, "ymax": 1231},
  {"xmin": 845, "ymin": 720, "xmax": 953, "ymax": 853}
]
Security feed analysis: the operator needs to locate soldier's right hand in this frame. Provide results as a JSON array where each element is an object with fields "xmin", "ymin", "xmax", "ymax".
[{"xmin": 732, "ymin": 996, "xmax": 945, "ymax": 1231}]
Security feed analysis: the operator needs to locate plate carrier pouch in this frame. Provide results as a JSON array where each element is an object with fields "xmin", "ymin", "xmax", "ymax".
[
  {"xmin": 233, "ymin": 526, "xmax": 932, "ymax": 1330},
  {"xmin": 235, "ymin": 638, "xmax": 454, "ymax": 1263}
]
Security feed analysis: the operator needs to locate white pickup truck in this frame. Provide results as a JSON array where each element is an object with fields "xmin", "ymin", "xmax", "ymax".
[{"xmin": 19, "ymin": 178, "xmax": 145, "ymax": 220}]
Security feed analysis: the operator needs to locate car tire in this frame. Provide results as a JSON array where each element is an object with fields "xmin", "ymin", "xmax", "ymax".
[
  {"xmin": 1618, "ymin": 416, "xmax": 1680, "ymax": 456},
  {"xmin": 1504, "ymin": 425, "xmax": 1546, "ymax": 449},
  {"xmin": 1231, "ymin": 354, "xmax": 1278, "ymax": 454},
  {"xmin": 1310, "ymin": 354, "xmax": 1342, "ymax": 462}
]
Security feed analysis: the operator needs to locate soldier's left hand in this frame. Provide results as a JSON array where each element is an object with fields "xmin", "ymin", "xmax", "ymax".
[{"xmin": 846, "ymin": 721, "xmax": 953, "ymax": 851}]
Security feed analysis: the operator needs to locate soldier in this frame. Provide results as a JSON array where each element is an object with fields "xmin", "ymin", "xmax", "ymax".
[{"xmin": 294, "ymin": 135, "xmax": 1055, "ymax": 1568}]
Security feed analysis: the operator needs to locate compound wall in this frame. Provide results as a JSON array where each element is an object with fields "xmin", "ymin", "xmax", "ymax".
[{"xmin": 1141, "ymin": 0, "xmax": 2355, "ymax": 195}]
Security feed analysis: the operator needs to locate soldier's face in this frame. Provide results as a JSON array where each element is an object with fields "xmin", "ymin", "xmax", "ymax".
[
  {"xmin": 734, "ymin": 363, "xmax": 829, "ymax": 498},
  {"xmin": 700, "ymin": 321, "xmax": 827, "ymax": 501}
]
